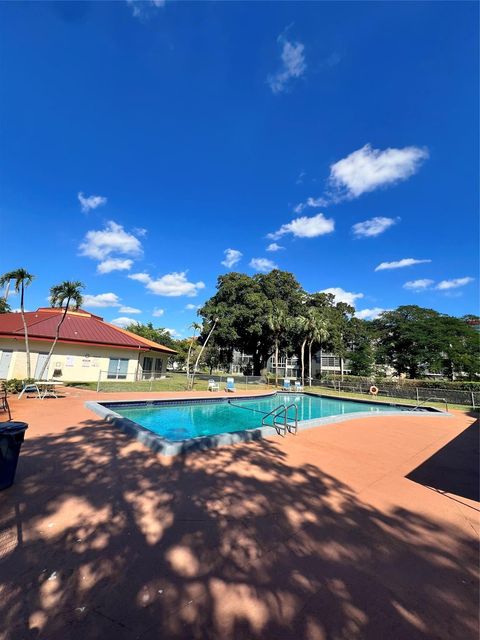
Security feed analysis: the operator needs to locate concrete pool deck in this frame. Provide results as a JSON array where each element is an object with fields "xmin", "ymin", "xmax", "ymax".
[{"xmin": 0, "ymin": 386, "xmax": 478, "ymax": 639}]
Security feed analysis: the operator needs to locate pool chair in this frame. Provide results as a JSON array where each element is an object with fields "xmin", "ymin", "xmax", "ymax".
[
  {"xmin": 225, "ymin": 377, "xmax": 236, "ymax": 392},
  {"xmin": 294, "ymin": 380, "xmax": 304, "ymax": 392},
  {"xmin": 282, "ymin": 378, "xmax": 291, "ymax": 391},
  {"xmin": 208, "ymin": 379, "xmax": 219, "ymax": 392}
]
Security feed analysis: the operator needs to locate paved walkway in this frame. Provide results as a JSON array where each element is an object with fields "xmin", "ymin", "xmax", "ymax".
[{"xmin": 1, "ymin": 387, "xmax": 478, "ymax": 640}]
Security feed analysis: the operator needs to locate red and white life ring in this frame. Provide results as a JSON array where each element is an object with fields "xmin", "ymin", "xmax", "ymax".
[{"xmin": 369, "ymin": 385, "xmax": 379, "ymax": 396}]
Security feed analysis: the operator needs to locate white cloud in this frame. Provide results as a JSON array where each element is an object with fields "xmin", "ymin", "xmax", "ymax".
[
  {"xmin": 267, "ymin": 35, "xmax": 306, "ymax": 94},
  {"xmin": 152, "ymin": 308, "xmax": 165, "ymax": 317},
  {"xmin": 249, "ymin": 258, "xmax": 278, "ymax": 273},
  {"xmin": 133, "ymin": 227, "xmax": 148, "ymax": 237},
  {"xmin": 293, "ymin": 197, "xmax": 327, "ymax": 214},
  {"xmin": 436, "ymin": 277, "xmax": 474, "ymax": 291},
  {"xmin": 111, "ymin": 317, "xmax": 138, "ymax": 329},
  {"xmin": 119, "ymin": 306, "xmax": 141, "ymax": 314},
  {"xmin": 221, "ymin": 248, "xmax": 242, "ymax": 269},
  {"xmin": 375, "ymin": 258, "xmax": 431, "ymax": 271},
  {"xmin": 79, "ymin": 221, "xmax": 143, "ymax": 261},
  {"xmin": 83, "ymin": 293, "xmax": 122, "ymax": 308},
  {"xmin": 129, "ymin": 271, "xmax": 205, "ymax": 297},
  {"xmin": 266, "ymin": 242, "xmax": 284, "ymax": 252},
  {"xmin": 78, "ymin": 192, "xmax": 107, "ymax": 213},
  {"xmin": 126, "ymin": 0, "xmax": 165, "ymax": 19},
  {"xmin": 268, "ymin": 212, "xmax": 334, "ymax": 241},
  {"xmin": 352, "ymin": 216, "xmax": 398, "ymax": 238},
  {"xmin": 164, "ymin": 327, "xmax": 181, "ymax": 337},
  {"xmin": 97, "ymin": 258, "xmax": 134, "ymax": 274},
  {"xmin": 355, "ymin": 307, "xmax": 387, "ymax": 320},
  {"xmin": 128, "ymin": 272, "xmax": 151, "ymax": 284},
  {"xmin": 296, "ymin": 171, "xmax": 306, "ymax": 185},
  {"xmin": 185, "ymin": 303, "xmax": 200, "ymax": 310},
  {"xmin": 403, "ymin": 279, "xmax": 434, "ymax": 291},
  {"xmin": 320, "ymin": 287, "xmax": 364, "ymax": 307},
  {"xmin": 327, "ymin": 144, "xmax": 428, "ymax": 201}
]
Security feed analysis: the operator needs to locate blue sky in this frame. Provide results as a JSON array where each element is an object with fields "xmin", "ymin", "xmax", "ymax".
[{"xmin": 0, "ymin": 1, "xmax": 478, "ymax": 336}]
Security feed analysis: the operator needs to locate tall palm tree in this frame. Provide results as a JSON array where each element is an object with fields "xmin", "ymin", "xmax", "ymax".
[
  {"xmin": 267, "ymin": 307, "xmax": 288, "ymax": 387},
  {"xmin": 190, "ymin": 318, "xmax": 218, "ymax": 389},
  {"xmin": 185, "ymin": 321, "xmax": 201, "ymax": 388},
  {"xmin": 38, "ymin": 281, "xmax": 84, "ymax": 380},
  {"xmin": 306, "ymin": 309, "xmax": 329, "ymax": 386},
  {"xmin": 295, "ymin": 315, "xmax": 309, "ymax": 386},
  {"xmin": 0, "ymin": 269, "xmax": 35, "ymax": 378}
]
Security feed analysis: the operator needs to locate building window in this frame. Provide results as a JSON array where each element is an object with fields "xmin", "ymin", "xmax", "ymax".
[
  {"xmin": 142, "ymin": 357, "xmax": 153, "ymax": 379},
  {"xmin": 107, "ymin": 358, "xmax": 129, "ymax": 380},
  {"xmin": 154, "ymin": 358, "xmax": 163, "ymax": 378}
]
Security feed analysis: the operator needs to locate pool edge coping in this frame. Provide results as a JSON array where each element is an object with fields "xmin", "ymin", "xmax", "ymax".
[{"xmin": 85, "ymin": 392, "xmax": 451, "ymax": 457}]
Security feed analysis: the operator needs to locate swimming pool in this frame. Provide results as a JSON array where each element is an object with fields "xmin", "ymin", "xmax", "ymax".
[
  {"xmin": 108, "ymin": 393, "xmax": 410, "ymax": 441},
  {"xmin": 84, "ymin": 391, "xmax": 445, "ymax": 458}
]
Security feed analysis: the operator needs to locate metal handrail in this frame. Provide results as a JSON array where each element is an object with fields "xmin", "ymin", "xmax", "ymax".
[
  {"xmin": 285, "ymin": 403, "xmax": 298, "ymax": 434},
  {"xmin": 413, "ymin": 397, "xmax": 448, "ymax": 412},
  {"xmin": 261, "ymin": 402, "xmax": 299, "ymax": 435},
  {"xmin": 261, "ymin": 403, "xmax": 288, "ymax": 435}
]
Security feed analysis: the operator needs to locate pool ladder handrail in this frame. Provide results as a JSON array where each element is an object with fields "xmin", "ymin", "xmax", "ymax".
[
  {"xmin": 261, "ymin": 402, "xmax": 298, "ymax": 435},
  {"xmin": 413, "ymin": 396, "xmax": 448, "ymax": 412}
]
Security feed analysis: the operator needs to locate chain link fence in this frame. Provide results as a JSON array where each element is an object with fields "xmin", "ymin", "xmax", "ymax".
[{"xmin": 308, "ymin": 378, "xmax": 479, "ymax": 407}]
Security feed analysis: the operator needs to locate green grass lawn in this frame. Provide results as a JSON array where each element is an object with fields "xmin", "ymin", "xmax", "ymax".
[
  {"xmin": 66, "ymin": 373, "xmax": 271, "ymax": 393},
  {"xmin": 65, "ymin": 374, "xmax": 476, "ymax": 413},
  {"xmin": 301, "ymin": 385, "xmax": 476, "ymax": 413}
]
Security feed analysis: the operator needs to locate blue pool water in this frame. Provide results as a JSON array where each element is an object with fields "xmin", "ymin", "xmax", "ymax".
[{"xmin": 109, "ymin": 393, "xmax": 408, "ymax": 442}]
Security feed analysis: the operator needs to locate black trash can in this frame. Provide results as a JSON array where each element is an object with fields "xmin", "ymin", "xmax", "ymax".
[{"xmin": 0, "ymin": 421, "xmax": 28, "ymax": 490}]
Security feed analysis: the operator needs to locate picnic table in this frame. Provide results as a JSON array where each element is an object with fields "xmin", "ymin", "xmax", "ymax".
[{"xmin": 18, "ymin": 381, "xmax": 63, "ymax": 400}]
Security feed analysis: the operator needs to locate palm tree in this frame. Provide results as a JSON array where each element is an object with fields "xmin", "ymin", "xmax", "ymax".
[
  {"xmin": 190, "ymin": 318, "xmax": 218, "ymax": 389},
  {"xmin": 38, "ymin": 281, "xmax": 84, "ymax": 380},
  {"xmin": 0, "ymin": 269, "xmax": 35, "ymax": 378},
  {"xmin": 295, "ymin": 315, "xmax": 309, "ymax": 386},
  {"xmin": 185, "ymin": 322, "xmax": 201, "ymax": 388},
  {"xmin": 267, "ymin": 308, "xmax": 288, "ymax": 387},
  {"xmin": 306, "ymin": 309, "xmax": 329, "ymax": 386}
]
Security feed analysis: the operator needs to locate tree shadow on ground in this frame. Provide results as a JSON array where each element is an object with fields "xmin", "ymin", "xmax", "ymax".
[
  {"xmin": 407, "ymin": 417, "xmax": 479, "ymax": 502},
  {"xmin": 0, "ymin": 418, "xmax": 478, "ymax": 640}
]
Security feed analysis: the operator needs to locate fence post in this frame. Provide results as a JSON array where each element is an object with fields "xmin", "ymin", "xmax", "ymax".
[
  {"xmin": 416, "ymin": 387, "xmax": 419, "ymax": 402},
  {"xmin": 96, "ymin": 369, "xmax": 102, "ymax": 393},
  {"xmin": 471, "ymin": 391, "xmax": 475, "ymax": 408}
]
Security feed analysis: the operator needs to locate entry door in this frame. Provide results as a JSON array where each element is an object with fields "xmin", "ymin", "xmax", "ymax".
[
  {"xmin": 34, "ymin": 353, "xmax": 50, "ymax": 380},
  {"xmin": 0, "ymin": 350, "xmax": 13, "ymax": 379}
]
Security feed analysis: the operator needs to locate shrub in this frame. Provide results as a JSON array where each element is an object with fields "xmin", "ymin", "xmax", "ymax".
[{"xmin": 5, "ymin": 378, "xmax": 35, "ymax": 393}]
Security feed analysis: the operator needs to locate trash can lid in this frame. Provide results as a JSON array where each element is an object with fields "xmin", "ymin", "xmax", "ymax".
[{"xmin": 0, "ymin": 421, "xmax": 28, "ymax": 434}]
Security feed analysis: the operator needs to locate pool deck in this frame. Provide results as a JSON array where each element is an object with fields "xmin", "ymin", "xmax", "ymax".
[{"xmin": 1, "ymin": 386, "xmax": 478, "ymax": 640}]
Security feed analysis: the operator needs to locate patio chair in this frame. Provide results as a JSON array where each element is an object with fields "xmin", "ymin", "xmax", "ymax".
[
  {"xmin": 0, "ymin": 385, "xmax": 11, "ymax": 420},
  {"xmin": 18, "ymin": 381, "xmax": 40, "ymax": 400},
  {"xmin": 225, "ymin": 377, "xmax": 236, "ymax": 392},
  {"xmin": 294, "ymin": 380, "xmax": 304, "ymax": 392},
  {"xmin": 282, "ymin": 378, "xmax": 291, "ymax": 391},
  {"xmin": 208, "ymin": 379, "xmax": 219, "ymax": 392}
]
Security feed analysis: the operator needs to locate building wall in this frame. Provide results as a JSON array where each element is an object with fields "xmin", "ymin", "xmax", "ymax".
[{"xmin": 0, "ymin": 338, "xmax": 169, "ymax": 382}]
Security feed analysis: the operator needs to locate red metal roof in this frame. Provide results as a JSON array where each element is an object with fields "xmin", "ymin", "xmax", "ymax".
[{"xmin": 0, "ymin": 308, "xmax": 177, "ymax": 354}]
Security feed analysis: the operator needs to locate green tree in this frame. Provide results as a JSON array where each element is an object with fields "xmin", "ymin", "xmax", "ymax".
[
  {"xmin": 0, "ymin": 298, "xmax": 11, "ymax": 314},
  {"xmin": 125, "ymin": 322, "xmax": 177, "ymax": 350},
  {"xmin": 266, "ymin": 306, "xmax": 289, "ymax": 386},
  {"xmin": 190, "ymin": 317, "xmax": 218, "ymax": 388},
  {"xmin": 0, "ymin": 269, "xmax": 35, "ymax": 378},
  {"xmin": 347, "ymin": 318, "xmax": 376, "ymax": 377},
  {"xmin": 305, "ymin": 307, "xmax": 329, "ymax": 385},
  {"xmin": 199, "ymin": 270, "xmax": 304, "ymax": 375},
  {"xmin": 39, "ymin": 280, "xmax": 85, "ymax": 379},
  {"xmin": 185, "ymin": 322, "xmax": 201, "ymax": 381},
  {"xmin": 373, "ymin": 305, "xmax": 479, "ymax": 379}
]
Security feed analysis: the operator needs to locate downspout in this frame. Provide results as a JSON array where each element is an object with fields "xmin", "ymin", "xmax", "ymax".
[{"xmin": 135, "ymin": 347, "xmax": 142, "ymax": 381}]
